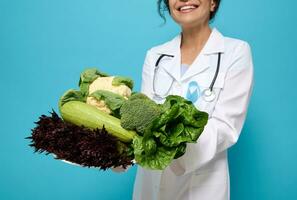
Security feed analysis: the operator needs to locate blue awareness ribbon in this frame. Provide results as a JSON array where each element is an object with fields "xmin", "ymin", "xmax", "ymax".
[{"xmin": 186, "ymin": 81, "xmax": 200, "ymax": 103}]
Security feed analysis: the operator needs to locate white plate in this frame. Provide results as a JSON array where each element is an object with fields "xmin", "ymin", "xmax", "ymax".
[{"xmin": 52, "ymin": 154, "xmax": 135, "ymax": 169}]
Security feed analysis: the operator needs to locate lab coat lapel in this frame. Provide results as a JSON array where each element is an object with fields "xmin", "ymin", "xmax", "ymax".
[
  {"xmin": 162, "ymin": 54, "xmax": 181, "ymax": 83},
  {"xmin": 155, "ymin": 34, "xmax": 182, "ymax": 83},
  {"xmin": 181, "ymin": 28, "xmax": 225, "ymax": 82},
  {"xmin": 181, "ymin": 54, "xmax": 210, "ymax": 81},
  {"xmin": 154, "ymin": 28, "xmax": 225, "ymax": 83}
]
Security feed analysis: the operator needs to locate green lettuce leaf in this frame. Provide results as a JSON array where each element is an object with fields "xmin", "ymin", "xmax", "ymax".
[
  {"xmin": 154, "ymin": 123, "xmax": 193, "ymax": 147},
  {"xmin": 132, "ymin": 135, "xmax": 177, "ymax": 170},
  {"xmin": 160, "ymin": 95, "xmax": 208, "ymax": 143},
  {"xmin": 184, "ymin": 126, "xmax": 205, "ymax": 141},
  {"xmin": 143, "ymin": 138, "xmax": 157, "ymax": 155},
  {"xmin": 174, "ymin": 143, "xmax": 187, "ymax": 159},
  {"xmin": 152, "ymin": 103, "xmax": 180, "ymax": 129},
  {"xmin": 127, "ymin": 94, "xmax": 208, "ymax": 170}
]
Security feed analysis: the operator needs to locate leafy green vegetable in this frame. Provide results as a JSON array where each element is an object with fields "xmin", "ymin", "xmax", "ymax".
[
  {"xmin": 152, "ymin": 103, "xmax": 180, "ymax": 130},
  {"xmin": 112, "ymin": 76, "xmax": 134, "ymax": 89},
  {"xmin": 89, "ymin": 90, "xmax": 126, "ymax": 118},
  {"xmin": 59, "ymin": 69, "xmax": 208, "ymax": 170},
  {"xmin": 158, "ymin": 96, "xmax": 207, "ymax": 145},
  {"xmin": 32, "ymin": 67, "xmax": 210, "ymax": 171},
  {"xmin": 59, "ymin": 89, "xmax": 86, "ymax": 109},
  {"xmin": 144, "ymin": 138, "xmax": 157, "ymax": 155},
  {"xmin": 120, "ymin": 93, "xmax": 162, "ymax": 135},
  {"xmin": 79, "ymin": 68, "xmax": 109, "ymax": 96},
  {"xmin": 132, "ymin": 135, "xmax": 177, "ymax": 170},
  {"xmin": 131, "ymin": 94, "xmax": 209, "ymax": 169},
  {"xmin": 174, "ymin": 143, "xmax": 187, "ymax": 159}
]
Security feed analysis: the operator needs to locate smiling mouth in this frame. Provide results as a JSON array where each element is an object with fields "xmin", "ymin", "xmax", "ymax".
[{"xmin": 178, "ymin": 5, "xmax": 199, "ymax": 13}]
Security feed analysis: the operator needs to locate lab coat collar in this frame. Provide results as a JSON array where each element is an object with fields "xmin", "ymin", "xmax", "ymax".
[{"xmin": 154, "ymin": 28, "xmax": 225, "ymax": 82}]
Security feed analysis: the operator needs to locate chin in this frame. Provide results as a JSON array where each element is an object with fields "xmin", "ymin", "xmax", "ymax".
[{"xmin": 178, "ymin": 19, "xmax": 203, "ymax": 28}]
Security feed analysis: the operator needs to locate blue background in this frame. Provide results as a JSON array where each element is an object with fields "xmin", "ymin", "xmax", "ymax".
[{"xmin": 1, "ymin": 0, "xmax": 296, "ymax": 199}]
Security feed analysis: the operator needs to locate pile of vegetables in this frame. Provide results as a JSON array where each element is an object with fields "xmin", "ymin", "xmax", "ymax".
[{"xmin": 27, "ymin": 68, "xmax": 208, "ymax": 170}]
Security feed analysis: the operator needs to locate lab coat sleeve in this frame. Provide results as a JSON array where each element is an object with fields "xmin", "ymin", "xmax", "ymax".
[
  {"xmin": 170, "ymin": 42, "xmax": 254, "ymax": 175},
  {"xmin": 140, "ymin": 50, "xmax": 154, "ymax": 98}
]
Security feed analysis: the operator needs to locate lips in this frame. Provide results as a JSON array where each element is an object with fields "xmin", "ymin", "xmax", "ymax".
[{"xmin": 178, "ymin": 4, "xmax": 199, "ymax": 13}]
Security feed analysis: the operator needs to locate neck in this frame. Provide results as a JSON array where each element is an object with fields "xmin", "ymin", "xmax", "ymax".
[{"xmin": 180, "ymin": 24, "xmax": 212, "ymax": 50}]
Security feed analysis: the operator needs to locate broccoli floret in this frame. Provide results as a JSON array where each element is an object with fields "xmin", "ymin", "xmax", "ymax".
[{"xmin": 120, "ymin": 93, "xmax": 162, "ymax": 134}]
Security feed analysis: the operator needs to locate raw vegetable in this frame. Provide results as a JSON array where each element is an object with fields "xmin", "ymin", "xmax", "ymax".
[
  {"xmin": 120, "ymin": 93, "xmax": 162, "ymax": 134},
  {"xmin": 112, "ymin": 76, "xmax": 134, "ymax": 89},
  {"xmin": 89, "ymin": 90, "xmax": 126, "ymax": 118},
  {"xmin": 79, "ymin": 68, "xmax": 109, "ymax": 96},
  {"xmin": 27, "ymin": 67, "xmax": 209, "ymax": 171},
  {"xmin": 88, "ymin": 76, "xmax": 132, "ymax": 99},
  {"xmin": 58, "ymin": 89, "xmax": 86, "ymax": 110},
  {"xmin": 131, "ymin": 95, "xmax": 208, "ymax": 170},
  {"xmin": 27, "ymin": 111, "xmax": 133, "ymax": 170},
  {"xmin": 60, "ymin": 101, "xmax": 136, "ymax": 143},
  {"xmin": 78, "ymin": 68, "xmax": 133, "ymax": 114},
  {"xmin": 132, "ymin": 135, "xmax": 177, "ymax": 170}
]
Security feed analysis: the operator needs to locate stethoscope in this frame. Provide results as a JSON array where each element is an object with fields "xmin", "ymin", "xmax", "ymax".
[{"xmin": 153, "ymin": 52, "xmax": 222, "ymax": 102}]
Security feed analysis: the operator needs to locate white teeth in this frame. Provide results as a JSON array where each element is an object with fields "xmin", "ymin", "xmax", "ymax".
[{"xmin": 180, "ymin": 5, "xmax": 197, "ymax": 11}]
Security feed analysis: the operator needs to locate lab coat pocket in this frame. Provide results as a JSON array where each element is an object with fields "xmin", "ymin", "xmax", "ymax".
[
  {"xmin": 190, "ymin": 170, "xmax": 227, "ymax": 188},
  {"xmin": 191, "ymin": 73, "xmax": 226, "ymax": 117},
  {"xmin": 189, "ymin": 170, "xmax": 228, "ymax": 200}
]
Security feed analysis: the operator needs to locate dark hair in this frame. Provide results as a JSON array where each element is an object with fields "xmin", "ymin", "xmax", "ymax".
[{"xmin": 157, "ymin": 0, "xmax": 221, "ymax": 22}]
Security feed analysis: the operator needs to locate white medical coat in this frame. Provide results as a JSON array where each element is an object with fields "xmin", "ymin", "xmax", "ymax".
[{"xmin": 132, "ymin": 28, "xmax": 254, "ymax": 200}]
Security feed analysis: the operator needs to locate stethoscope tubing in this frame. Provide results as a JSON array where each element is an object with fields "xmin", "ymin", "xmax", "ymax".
[
  {"xmin": 210, "ymin": 52, "xmax": 221, "ymax": 92},
  {"xmin": 152, "ymin": 52, "xmax": 222, "ymax": 101},
  {"xmin": 153, "ymin": 54, "xmax": 174, "ymax": 98}
]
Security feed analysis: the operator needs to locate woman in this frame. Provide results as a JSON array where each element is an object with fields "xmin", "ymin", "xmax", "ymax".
[{"xmin": 132, "ymin": 0, "xmax": 254, "ymax": 199}]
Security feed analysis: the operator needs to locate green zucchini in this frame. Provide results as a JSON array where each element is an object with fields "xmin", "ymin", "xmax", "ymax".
[{"xmin": 60, "ymin": 101, "xmax": 136, "ymax": 142}]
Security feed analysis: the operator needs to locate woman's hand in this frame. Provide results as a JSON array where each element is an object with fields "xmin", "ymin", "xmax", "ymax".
[
  {"xmin": 111, "ymin": 159, "xmax": 135, "ymax": 172},
  {"xmin": 111, "ymin": 165, "xmax": 132, "ymax": 173}
]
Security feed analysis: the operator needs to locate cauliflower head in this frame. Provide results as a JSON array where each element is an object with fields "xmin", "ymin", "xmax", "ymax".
[{"xmin": 86, "ymin": 76, "xmax": 132, "ymax": 114}]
